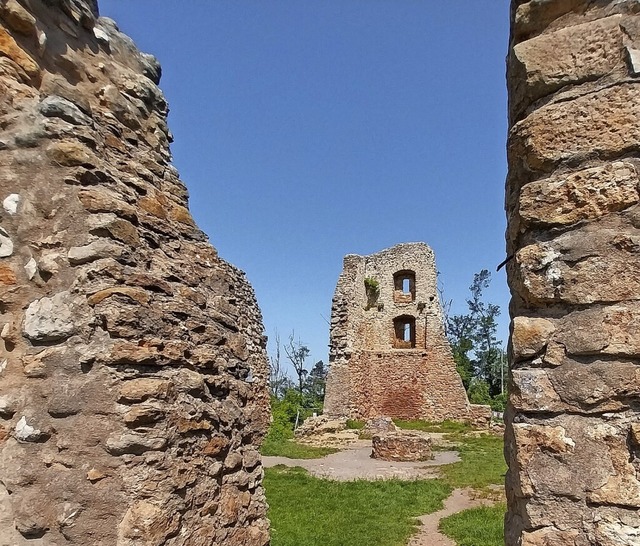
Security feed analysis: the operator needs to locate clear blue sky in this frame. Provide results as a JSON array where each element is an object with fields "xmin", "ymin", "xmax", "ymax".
[{"xmin": 99, "ymin": 1, "xmax": 511, "ymax": 374}]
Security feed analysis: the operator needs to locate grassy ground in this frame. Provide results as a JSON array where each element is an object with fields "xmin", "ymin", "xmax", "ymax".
[
  {"xmin": 393, "ymin": 419, "xmax": 472, "ymax": 434},
  {"xmin": 439, "ymin": 433, "xmax": 506, "ymax": 491},
  {"xmin": 260, "ymin": 437, "xmax": 338, "ymax": 459},
  {"xmin": 439, "ymin": 503, "xmax": 506, "ymax": 546},
  {"xmin": 265, "ymin": 466, "xmax": 451, "ymax": 546},
  {"xmin": 263, "ymin": 422, "xmax": 507, "ymax": 545}
]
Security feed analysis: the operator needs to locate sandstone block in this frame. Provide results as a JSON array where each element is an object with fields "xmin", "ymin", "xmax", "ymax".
[
  {"xmin": 371, "ymin": 431, "xmax": 432, "ymax": 462},
  {"xmin": 510, "ymin": 16, "xmax": 624, "ymax": 118},
  {"xmin": 518, "ymin": 162, "xmax": 640, "ymax": 227},
  {"xmin": 512, "ymin": 317, "xmax": 556, "ymax": 360},
  {"xmin": 0, "ymin": 27, "xmax": 39, "ymax": 81},
  {"xmin": 118, "ymin": 378, "xmax": 172, "ymax": 403},
  {"xmin": 511, "ymin": 84, "xmax": 640, "ymax": 172},
  {"xmin": 0, "ymin": 0, "xmax": 37, "ymax": 36},
  {"xmin": 47, "ymin": 141, "xmax": 96, "ymax": 167}
]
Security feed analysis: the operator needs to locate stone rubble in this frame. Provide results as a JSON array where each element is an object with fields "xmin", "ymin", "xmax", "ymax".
[{"xmin": 0, "ymin": 1, "xmax": 270, "ymax": 544}]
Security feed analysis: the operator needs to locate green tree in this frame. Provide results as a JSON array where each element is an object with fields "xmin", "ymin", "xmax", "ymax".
[
  {"xmin": 444, "ymin": 270, "xmax": 505, "ymax": 397},
  {"xmin": 303, "ymin": 360, "xmax": 327, "ymax": 407}
]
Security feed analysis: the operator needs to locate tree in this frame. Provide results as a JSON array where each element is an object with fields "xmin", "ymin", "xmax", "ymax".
[
  {"xmin": 284, "ymin": 333, "xmax": 310, "ymax": 395},
  {"xmin": 444, "ymin": 270, "xmax": 505, "ymax": 397},
  {"xmin": 303, "ymin": 360, "xmax": 327, "ymax": 405},
  {"xmin": 269, "ymin": 331, "xmax": 288, "ymax": 398}
]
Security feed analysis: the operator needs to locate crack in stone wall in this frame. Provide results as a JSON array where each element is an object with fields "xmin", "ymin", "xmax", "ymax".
[
  {"xmin": 0, "ymin": 1, "xmax": 270, "ymax": 544},
  {"xmin": 506, "ymin": 1, "xmax": 640, "ymax": 544}
]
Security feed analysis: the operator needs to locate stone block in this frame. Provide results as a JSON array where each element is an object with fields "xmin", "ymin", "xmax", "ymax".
[{"xmin": 371, "ymin": 431, "xmax": 432, "ymax": 462}]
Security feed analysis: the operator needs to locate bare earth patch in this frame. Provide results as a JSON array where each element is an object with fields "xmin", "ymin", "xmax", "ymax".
[{"xmin": 262, "ymin": 439, "xmax": 460, "ymax": 481}]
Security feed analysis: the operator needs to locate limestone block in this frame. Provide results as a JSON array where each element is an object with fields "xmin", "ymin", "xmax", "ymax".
[
  {"xmin": 39, "ymin": 95, "xmax": 92, "ymax": 125},
  {"xmin": 510, "ymin": 369, "xmax": 563, "ymax": 413},
  {"xmin": 23, "ymin": 291, "xmax": 87, "ymax": 341},
  {"xmin": 0, "ymin": 227, "xmax": 13, "ymax": 257},
  {"xmin": 68, "ymin": 239, "xmax": 124, "ymax": 264}
]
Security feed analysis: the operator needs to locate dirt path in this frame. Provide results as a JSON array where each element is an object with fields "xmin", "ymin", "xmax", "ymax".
[
  {"xmin": 262, "ymin": 439, "xmax": 460, "ymax": 481},
  {"xmin": 408, "ymin": 488, "xmax": 494, "ymax": 546}
]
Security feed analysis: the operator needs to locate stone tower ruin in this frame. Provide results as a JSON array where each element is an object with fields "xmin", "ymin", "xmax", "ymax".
[
  {"xmin": 506, "ymin": 0, "xmax": 640, "ymax": 543},
  {"xmin": 324, "ymin": 242, "xmax": 480, "ymax": 422},
  {"xmin": 0, "ymin": 1, "xmax": 270, "ymax": 544}
]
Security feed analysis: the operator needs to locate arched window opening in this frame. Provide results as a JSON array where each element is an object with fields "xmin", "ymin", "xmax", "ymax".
[
  {"xmin": 393, "ymin": 315, "xmax": 416, "ymax": 349},
  {"xmin": 393, "ymin": 270, "xmax": 416, "ymax": 303}
]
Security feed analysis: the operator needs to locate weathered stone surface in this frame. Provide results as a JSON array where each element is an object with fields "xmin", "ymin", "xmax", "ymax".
[
  {"xmin": 324, "ymin": 243, "xmax": 475, "ymax": 422},
  {"xmin": 371, "ymin": 430, "xmax": 433, "ymax": 462},
  {"xmin": 294, "ymin": 415, "xmax": 360, "ymax": 448},
  {"xmin": 0, "ymin": 2, "xmax": 270, "ymax": 545},
  {"xmin": 510, "ymin": 15, "xmax": 625, "ymax": 121},
  {"xmin": 506, "ymin": 2, "xmax": 640, "ymax": 543},
  {"xmin": 518, "ymin": 162, "xmax": 640, "ymax": 227}
]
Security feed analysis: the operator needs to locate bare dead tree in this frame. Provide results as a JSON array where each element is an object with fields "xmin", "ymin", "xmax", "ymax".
[{"xmin": 283, "ymin": 332, "xmax": 310, "ymax": 395}]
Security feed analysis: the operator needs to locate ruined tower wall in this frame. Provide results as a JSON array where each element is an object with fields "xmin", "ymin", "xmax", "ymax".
[
  {"xmin": 506, "ymin": 1, "xmax": 640, "ymax": 543},
  {"xmin": 0, "ymin": 1, "xmax": 270, "ymax": 544},
  {"xmin": 324, "ymin": 242, "xmax": 472, "ymax": 421}
]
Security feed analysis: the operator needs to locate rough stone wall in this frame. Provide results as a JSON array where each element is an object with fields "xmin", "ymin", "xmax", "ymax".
[
  {"xmin": 506, "ymin": 1, "xmax": 640, "ymax": 544},
  {"xmin": 0, "ymin": 1, "xmax": 270, "ymax": 545},
  {"xmin": 324, "ymin": 242, "xmax": 472, "ymax": 421}
]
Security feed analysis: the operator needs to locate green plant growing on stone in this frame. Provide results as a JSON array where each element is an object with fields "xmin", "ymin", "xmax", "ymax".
[{"xmin": 364, "ymin": 277, "xmax": 380, "ymax": 310}]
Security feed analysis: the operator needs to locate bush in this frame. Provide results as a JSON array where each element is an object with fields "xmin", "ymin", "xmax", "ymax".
[{"xmin": 468, "ymin": 379, "xmax": 492, "ymax": 405}]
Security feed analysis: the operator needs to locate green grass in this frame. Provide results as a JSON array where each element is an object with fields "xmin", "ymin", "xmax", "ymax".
[
  {"xmin": 440, "ymin": 503, "xmax": 506, "ymax": 546},
  {"xmin": 393, "ymin": 419, "xmax": 472, "ymax": 434},
  {"xmin": 345, "ymin": 419, "xmax": 365, "ymax": 429},
  {"xmin": 440, "ymin": 434, "xmax": 506, "ymax": 490},
  {"xmin": 260, "ymin": 437, "xmax": 338, "ymax": 459},
  {"xmin": 265, "ymin": 466, "xmax": 452, "ymax": 546}
]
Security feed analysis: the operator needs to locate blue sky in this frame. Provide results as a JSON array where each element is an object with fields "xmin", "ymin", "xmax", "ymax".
[{"xmin": 99, "ymin": 1, "xmax": 511, "ymax": 373}]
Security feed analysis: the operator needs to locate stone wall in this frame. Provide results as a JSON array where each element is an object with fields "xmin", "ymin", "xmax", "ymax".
[
  {"xmin": 506, "ymin": 1, "xmax": 640, "ymax": 544},
  {"xmin": 324, "ymin": 242, "xmax": 474, "ymax": 422},
  {"xmin": 0, "ymin": 1, "xmax": 270, "ymax": 544}
]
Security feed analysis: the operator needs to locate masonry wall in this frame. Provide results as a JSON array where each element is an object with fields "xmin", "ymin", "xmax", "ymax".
[
  {"xmin": 0, "ymin": 2, "xmax": 270, "ymax": 544},
  {"xmin": 506, "ymin": 1, "xmax": 640, "ymax": 544},
  {"xmin": 324, "ymin": 242, "xmax": 471, "ymax": 421}
]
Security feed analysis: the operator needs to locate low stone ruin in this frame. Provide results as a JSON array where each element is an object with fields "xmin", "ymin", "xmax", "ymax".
[
  {"xmin": 294, "ymin": 415, "xmax": 359, "ymax": 448},
  {"xmin": 0, "ymin": 1, "xmax": 270, "ymax": 544},
  {"xmin": 371, "ymin": 431, "xmax": 433, "ymax": 462}
]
